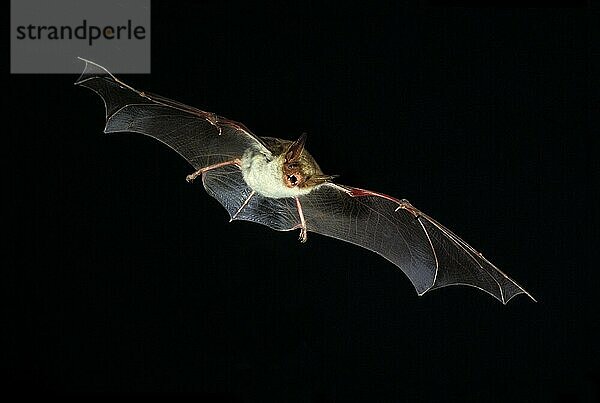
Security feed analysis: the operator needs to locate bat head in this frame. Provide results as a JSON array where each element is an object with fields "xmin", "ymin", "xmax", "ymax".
[
  {"xmin": 283, "ymin": 133, "xmax": 308, "ymax": 188},
  {"xmin": 282, "ymin": 134, "xmax": 337, "ymax": 188}
]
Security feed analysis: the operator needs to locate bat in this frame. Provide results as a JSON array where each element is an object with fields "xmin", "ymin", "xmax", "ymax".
[{"xmin": 75, "ymin": 58, "xmax": 535, "ymax": 304}]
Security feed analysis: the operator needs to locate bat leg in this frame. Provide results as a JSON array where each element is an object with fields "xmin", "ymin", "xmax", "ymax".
[
  {"xmin": 345, "ymin": 187, "xmax": 421, "ymax": 218},
  {"xmin": 295, "ymin": 197, "xmax": 308, "ymax": 243},
  {"xmin": 186, "ymin": 159, "xmax": 241, "ymax": 183}
]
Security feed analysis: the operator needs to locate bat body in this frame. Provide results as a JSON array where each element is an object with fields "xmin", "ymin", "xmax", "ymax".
[
  {"xmin": 240, "ymin": 138, "xmax": 321, "ymax": 199},
  {"xmin": 76, "ymin": 58, "xmax": 535, "ymax": 304}
]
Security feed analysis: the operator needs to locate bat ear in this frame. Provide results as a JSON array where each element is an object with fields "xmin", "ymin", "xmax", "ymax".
[
  {"xmin": 285, "ymin": 133, "xmax": 307, "ymax": 162},
  {"xmin": 305, "ymin": 174, "xmax": 339, "ymax": 186}
]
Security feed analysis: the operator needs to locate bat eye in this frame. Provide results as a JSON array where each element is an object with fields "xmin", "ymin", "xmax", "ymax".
[
  {"xmin": 287, "ymin": 175, "xmax": 298, "ymax": 185},
  {"xmin": 287, "ymin": 163, "xmax": 298, "ymax": 170}
]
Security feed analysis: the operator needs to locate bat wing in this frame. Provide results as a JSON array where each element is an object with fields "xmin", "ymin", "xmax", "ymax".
[
  {"xmin": 75, "ymin": 58, "xmax": 270, "ymax": 169},
  {"xmin": 201, "ymin": 169, "xmax": 534, "ymax": 303},
  {"xmin": 295, "ymin": 183, "xmax": 535, "ymax": 304}
]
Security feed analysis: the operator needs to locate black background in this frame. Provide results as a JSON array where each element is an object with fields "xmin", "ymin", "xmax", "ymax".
[{"xmin": 6, "ymin": 1, "xmax": 599, "ymax": 401}]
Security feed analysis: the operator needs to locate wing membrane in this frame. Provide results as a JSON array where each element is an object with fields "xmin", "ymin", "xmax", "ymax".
[
  {"xmin": 202, "ymin": 165, "xmax": 299, "ymax": 231},
  {"xmin": 299, "ymin": 184, "xmax": 437, "ymax": 294},
  {"xmin": 298, "ymin": 184, "xmax": 534, "ymax": 304}
]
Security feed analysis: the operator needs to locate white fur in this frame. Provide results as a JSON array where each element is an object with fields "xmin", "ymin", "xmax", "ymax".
[{"xmin": 241, "ymin": 148, "xmax": 317, "ymax": 199}]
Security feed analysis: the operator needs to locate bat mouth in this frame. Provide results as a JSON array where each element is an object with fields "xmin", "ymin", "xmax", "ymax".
[
  {"xmin": 284, "ymin": 171, "xmax": 306, "ymax": 188},
  {"xmin": 287, "ymin": 174, "xmax": 298, "ymax": 186}
]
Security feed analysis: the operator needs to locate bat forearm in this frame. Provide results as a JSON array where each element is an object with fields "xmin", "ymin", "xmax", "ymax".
[{"xmin": 335, "ymin": 185, "xmax": 422, "ymax": 218}]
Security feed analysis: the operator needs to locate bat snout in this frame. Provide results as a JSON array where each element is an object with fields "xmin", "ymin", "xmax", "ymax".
[{"xmin": 284, "ymin": 170, "xmax": 305, "ymax": 188}]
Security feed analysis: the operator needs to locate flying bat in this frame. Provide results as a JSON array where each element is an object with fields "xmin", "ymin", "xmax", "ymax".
[{"xmin": 75, "ymin": 58, "xmax": 535, "ymax": 304}]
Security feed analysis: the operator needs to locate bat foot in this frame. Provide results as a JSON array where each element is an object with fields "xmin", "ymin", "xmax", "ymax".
[
  {"xmin": 186, "ymin": 169, "xmax": 203, "ymax": 183},
  {"xmin": 298, "ymin": 228, "xmax": 308, "ymax": 243}
]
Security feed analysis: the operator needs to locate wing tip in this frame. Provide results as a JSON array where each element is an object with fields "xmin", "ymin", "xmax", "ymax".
[
  {"xmin": 503, "ymin": 288, "xmax": 537, "ymax": 305},
  {"xmin": 74, "ymin": 57, "xmax": 115, "ymax": 86},
  {"xmin": 74, "ymin": 57, "xmax": 92, "ymax": 85}
]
